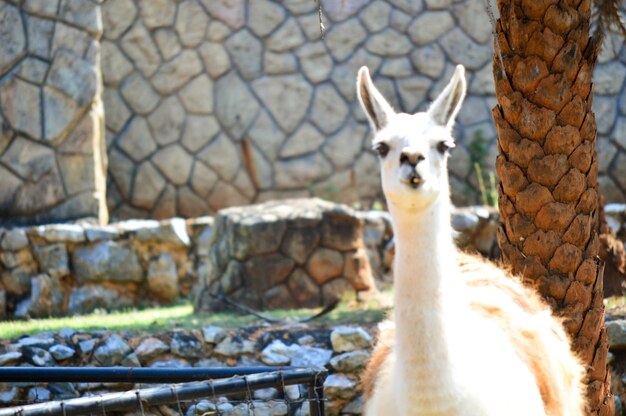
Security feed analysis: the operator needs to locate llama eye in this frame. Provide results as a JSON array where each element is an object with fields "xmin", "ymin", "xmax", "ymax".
[
  {"xmin": 373, "ymin": 142, "xmax": 390, "ymax": 157},
  {"xmin": 436, "ymin": 141, "xmax": 453, "ymax": 154}
]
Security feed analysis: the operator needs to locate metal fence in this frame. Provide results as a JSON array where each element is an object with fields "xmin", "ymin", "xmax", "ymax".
[{"xmin": 0, "ymin": 366, "xmax": 328, "ymax": 416}]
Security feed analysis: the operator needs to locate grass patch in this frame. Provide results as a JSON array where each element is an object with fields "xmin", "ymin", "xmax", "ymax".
[{"xmin": 0, "ymin": 293, "xmax": 391, "ymax": 340}]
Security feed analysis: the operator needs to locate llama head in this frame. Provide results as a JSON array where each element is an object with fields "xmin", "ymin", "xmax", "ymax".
[{"xmin": 357, "ymin": 65, "xmax": 466, "ymax": 211}]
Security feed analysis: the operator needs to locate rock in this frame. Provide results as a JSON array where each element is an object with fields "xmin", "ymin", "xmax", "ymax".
[
  {"xmin": 244, "ymin": 253, "xmax": 295, "ymax": 291},
  {"xmin": 324, "ymin": 374, "xmax": 357, "ymax": 400},
  {"xmin": 27, "ymin": 387, "xmax": 51, "ymax": 403},
  {"xmin": 68, "ymin": 286, "xmax": 133, "ymax": 314},
  {"xmin": 83, "ymin": 225, "xmax": 120, "ymax": 242},
  {"xmin": 261, "ymin": 340, "xmax": 296, "ymax": 366},
  {"xmin": 179, "ymin": 75, "xmax": 214, "ymax": 115},
  {"xmin": 0, "ymin": 77, "xmax": 41, "ymax": 139},
  {"xmin": 171, "ymin": 333, "xmax": 204, "ymax": 358},
  {"xmin": 94, "ymin": 334, "xmax": 132, "ymax": 366},
  {"xmin": 134, "ymin": 218, "xmax": 191, "ymax": 247},
  {"xmin": 214, "ymin": 337, "xmax": 254, "ymax": 358},
  {"xmin": 290, "ymin": 346, "xmax": 332, "ymax": 368},
  {"xmin": 323, "ymin": 122, "xmax": 368, "ymax": 170},
  {"xmin": 140, "ymin": 0, "xmax": 176, "ymax": 29},
  {"xmin": 330, "ymin": 327, "xmax": 373, "ymax": 352},
  {"xmin": 407, "ymin": 11, "xmax": 454, "ymax": 45},
  {"xmin": 15, "ymin": 274, "xmax": 64, "ymax": 318},
  {"xmin": 78, "ymin": 339, "xmax": 96, "ymax": 355},
  {"xmin": 182, "ymin": 115, "xmax": 220, "ymax": 153},
  {"xmin": 310, "ymin": 84, "xmax": 349, "ymax": 134},
  {"xmin": 281, "ymin": 227, "xmax": 320, "ymax": 265},
  {"xmin": 411, "ymin": 44, "xmax": 446, "ymax": 80},
  {"xmin": 254, "ymin": 388, "xmax": 278, "ymax": 400},
  {"xmin": 0, "ymin": 388, "xmax": 19, "ymax": 404},
  {"xmin": 225, "ymin": 29, "xmax": 262, "ymax": 80},
  {"xmin": 297, "ymin": 42, "xmax": 332, "ymax": 84},
  {"xmin": 18, "ymin": 334, "xmax": 55, "ymax": 349},
  {"xmin": 366, "ymin": 28, "xmax": 412, "ymax": 56},
  {"xmin": 607, "ymin": 320, "xmax": 626, "ymax": 349},
  {"xmin": 215, "ymin": 71, "xmax": 260, "ymax": 140},
  {"xmin": 0, "ymin": 351, "xmax": 22, "ymax": 366},
  {"xmin": 1, "ymin": 228, "xmax": 29, "ymax": 250},
  {"xmin": 359, "ymin": 1, "xmax": 392, "ymax": 32},
  {"xmin": 267, "ymin": 18, "xmax": 304, "ymax": 52},
  {"xmin": 72, "ymin": 241, "xmax": 142, "ymax": 283},
  {"xmin": 154, "ymin": 29, "xmax": 181, "ymax": 61},
  {"xmin": 43, "ymin": 85, "xmax": 83, "ymax": 142},
  {"xmin": 252, "ymin": 74, "xmax": 312, "ymax": 134},
  {"xmin": 274, "ymin": 153, "xmax": 333, "ymax": 189},
  {"xmin": 249, "ymin": 0, "xmax": 286, "ymax": 37},
  {"xmin": 151, "ymin": 145, "xmax": 194, "ymax": 186},
  {"xmin": 47, "ymin": 50, "xmax": 97, "ymax": 107},
  {"xmin": 17, "ymin": 57, "xmax": 48, "ymax": 84},
  {"xmin": 120, "ymin": 73, "xmax": 160, "ymax": 115},
  {"xmin": 199, "ymin": 42, "xmax": 231, "ymax": 78},
  {"xmin": 152, "ymin": 50, "xmax": 203, "ymax": 95},
  {"xmin": 330, "ymin": 350, "xmax": 370, "ymax": 372},
  {"xmin": 0, "ymin": 3, "xmax": 26, "ymax": 75},
  {"xmin": 325, "ymin": 19, "xmax": 367, "ymax": 62},
  {"xmin": 176, "ymin": 0, "xmax": 209, "ymax": 47},
  {"xmin": 150, "ymin": 359, "xmax": 192, "ymax": 368},
  {"xmin": 594, "ymin": 61, "xmax": 626, "ymax": 95},
  {"xmin": 146, "ymin": 253, "xmax": 179, "ymax": 302},
  {"xmin": 439, "ymin": 28, "xmax": 492, "ymax": 70},
  {"xmin": 197, "ymin": 134, "xmax": 241, "ymax": 182},
  {"xmin": 102, "ymin": 0, "xmax": 137, "ymax": 39},
  {"xmin": 120, "ymin": 23, "xmax": 160, "ymax": 77},
  {"xmin": 23, "ymin": 347, "xmax": 56, "ymax": 366},
  {"xmin": 287, "ymin": 268, "xmax": 320, "ymax": 308},
  {"xmin": 306, "ymin": 248, "xmax": 344, "ymax": 285},
  {"xmin": 264, "ymin": 51, "xmax": 298, "ymax": 75},
  {"xmin": 2, "ymin": 266, "xmax": 34, "ymax": 296},
  {"xmin": 101, "ymin": 41, "xmax": 133, "ymax": 85},
  {"xmin": 147, "ymin": 96, "xmax": 185, "ymax": 146},
  {"xmin": 202, "ymin": 326, "xmax": 227, "ymax": 344},
  {"xmin": 200, "ymin": 0, "xmax": 245, "ymax": 30},
  {"xmin": 135, "ymin": 337, "xmax": 169, "ymax": 361},
  {"xmin": 49, "ymin": 344, "xmax": 75, "ymax": 361},
  {"xmin": 48, "ymin": 382, "xmax": 78, "ymax": 400},
  {"xmin": 33, "ymin": 244, "xmax": 69, "ymax": 277},
  {"xmin": 120, "ymin": 352, "xmax": 141, "ymax": 367}
]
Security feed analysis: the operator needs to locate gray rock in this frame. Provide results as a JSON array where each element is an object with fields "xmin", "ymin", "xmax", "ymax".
[
  {"xmin": 215, "ymin": 71, "xmax": 260, "ymax": 140},
  {"xmin": 78, "ymin": 339, "xmax": 96, "ymax": 355},
  {"xmin": 0, "ymin": 77, "xmax": 42, "ymax": 139},
  {"xmin": 135, "ymin": 337, "xmax": 170, "ymax": 361},
  {"xmin": 1, "ymin": 265, "xmax": 34, "ymax": 296},
  {"xmin": 254, "ymin": 388, "xmax": 279, "ymax": 400},
  {"xmin": 214, "ymin": 337, "xmax": 255, "ymax": 358},
  {"xmin": 342, "ymin": 395, "xmax": 364, "ymax": 414},
  {"xmin": 0, "ymin": 3, "xmax": 26, "ymax": 75},
  {"xmin": 325, "ymin": 19, "xmax": 367, "ymax": 62},
  {"xmin": 17, "ymin": 334, "xmax": 56, "ymax": 349},
  {"xmin": 199, "ymin": 42, "xmax": 231, "ymax": 78},
  {"xmin": 27, "ymin": 387, "xmax": 51, "ymax": 403},
  {"xmin": 179, "ymin": 75, "xmax": 214, "ymax": 115},
  {"xmin": 69, "ymin": 286, "xmax": 133, "ymax": 315},
  {"xmin": 366, "ymin": 28, "xmax": 412, "ymax": 56},
  {"xmin": 152, "ymin": 50, "xmax": 203, "ymax": 95},
  {"xmin": 324, "ymin": 374, "xmax": 357, "ymax": 400},
  {"xmin": 140, "ymin": 0, "xmax": 176, "ymax": 29},
  {"xmin": 171, "ymin": 333, "xmax": 204, "ymax": 358},
  {"xmin": 94, "ymin": 334, "xmax": 132, "ymax": 366},
  {"xmin": 150, "ymin": 359, "xmax": 192, "ymax": 368},
  {"xmin": 226, "ymin": 29, "xmax": 262, "ymax": 80},
  {"xmin": 594, "ymin": 61, "xmax": 626, "ymax": 95},
  {"xmin": 15, "ymin": 274, "xmax": 64, "ymax": 318},
  {"xmin": 359, "ymin": 1, "xmax": 392, "ymax": 32},
  {"xmin": 175, "ymin": 0, "xmax": 209, "ymax": 47},
  {"xmin": 50, "ymin": 344, "xmax": 75, "ymax": 361},
  {"xmin": 297, "ymin": 42, "xmax": 333, "ymax": 84},
  {"xmin": 267, "ymin": 18, "xmax": 304, "ymax": 52},
  {"xmin": 102, "ymin": 0, "xmax": 137, "ymax": 39},
  {"xmin": 147, "ymin": 253, "xmax": 179, "ymax": 302},
  {"xmin": 329, "ymin": 350, "xmax": 370, "ymax": 372},
  {"xmin": 0, "ymin": 387, "xmax": 19, "ymax": 404},
  {"xmin": 182, "ymin": 115, "xmax": 220, "ymax": 153},
  {"xmin": 202, "ymin": 326, "xmax": 227, "ymax": 344},
  {"xmin": 310, "ymin": 84, "xmax": 349, "ymax": 135},
  {"xmin": 200, "ymin": 0, "xmax": 245, "ymax": 30},
  {"xmin": 249, "ymin": 0, "xmax": 286, "ymax": 37},
  {"xmin": 83, "ymin": 225, "xmax": 120, "ymax": 242},
  {"xmin": 290, "ymin": 346, "xmax": 333, "ymax": 368},
  {"xmin": 119, "ymin": 73, "xmax": 160, "ymax": 116},
  {"xmin": 47, "ymin": 49, "xmax": 97, "ymax": 107},
  {"xmin": 23, "ymin": 347, "xmax": 55, "ymax": 366},
  {"xmin": 121, "ymin": 353, "xmax": 141, "ymax": 367},
  {"xmin": 153, "ymin": 28, "xmax": 181, "ymax": 61},
  {"xmin": 0, "ymin": 351, "xmax": 22, "ymax": 366},
  {"xmin": 274, "ymin": 153, "xmax": 333, "ymax": 189},
  {"xmin": 264, "ymin": 51, "xmax": 298, "ymax": 75},
  {"xmin": 330, "ymin": 327, "xmax": 373, "ymax": 352},
  {"xmin": 72, "ymin": 241, "xmax": 142, "ymax": 283},
  {"xmin": 152, "ymin": 145, "xmax": 194, "ymax": 186},
  {"xmin": 194, "ymin": 358, "xmax": 227, "ymax": 367},
  {"xmin": 48, "ymin": 382, "xmax": 78, "ymax": 400},
  {"xmin": 1, "ymin": 228, "xmax": 29, "ymax": 250},
  {"xmin": 33, "ymin": 244, "xmax": 69, "ymax": 278},
  {"xmin": 197, "ymin": 134, "xmax": 241, "ymax": 182},
  {"xmin": 408, "ymin": 11, "xmax": 454, "ymax": 45},
  {"xmin": 147, "ymin": 96, "xmax": 185, "ymax": 146},
  {"xmin": 261, "ymin": 340, "xmax": 297, "ymax": 366},
  {"xmin": 252, "ymin": 74, "xmax": 312, "ymax": 134},
  {"xmin": 439, "ymin": 28, "xmax": 492, "ymax": 70},
  {"xmin": 120, "ymin": 23, "xmax": 160, "ymax": 77}
]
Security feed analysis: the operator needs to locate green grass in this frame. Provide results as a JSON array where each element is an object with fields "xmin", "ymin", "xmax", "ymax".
[{"xmin": 0, "ymin": 293, "xmax": 391, "ymax": 340}]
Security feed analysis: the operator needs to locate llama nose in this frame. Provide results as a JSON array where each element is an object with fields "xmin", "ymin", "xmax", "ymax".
[{"xmin": 399, "ymin": 150, "xmax": 425, "ymax": 167}]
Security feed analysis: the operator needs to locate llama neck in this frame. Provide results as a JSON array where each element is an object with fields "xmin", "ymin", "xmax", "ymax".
[{"xmin": 389, "ymin": 193, "xmax": 466, "ymax": 398}]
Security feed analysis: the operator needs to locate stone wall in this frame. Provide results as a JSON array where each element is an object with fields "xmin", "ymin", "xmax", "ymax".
[
  {"xmin": 0, "ymin": 325, "xmax": 374, "ymax": 415},
  {"xmin": 0, "ymin": 0, "xmax": 107, "ymax": 225},
  {"xmin": 100, "ymin": 0, "xmax": 626, "ymax": 220}
]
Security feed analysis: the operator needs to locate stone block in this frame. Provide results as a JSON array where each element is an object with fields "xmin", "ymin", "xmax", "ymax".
[
  {"xmin": 33, "ymin": 244, "xmax": 69, "ymax": 278},
  {"xmin": 306, "ymin": 248, "xmax": 344, "ymax": 285},
  {"xmin": 0, "ymin": 77, "xmax": 42, "ymax": 140},
  {"xmin": 0, "ymin": 3, "xmax": 26, "ymax": 76},
  {"xmin": 72, "ymin": 241, "xmax": 142, "ymax": 283},
  {"xmin": 215, "ymin": 71, "xmax": 260, "ymax": 140},
  {"xmin": 151, "ymin": 50, "xmax": 203, "ymax": 95},
  {"xmin": 252, "ymin": 74, "xmax": 312, "ymax": 134},
  {"xmin": 176, "ymin": 0, "xmax": 209, "ymax": 48},
  {"xmin": 15, "ymin": 274, "xmax": 64, "ymax": 318},
  {"xmin": 68, "ymin": 285, "xmax": 134, "ymax": 314},
  {"xmin": 249, "ymin": 0, "xmax": 286, "ymax": 37},
  {"xmin": 147, "ymin": 253, "xmax": 179, "ymax": 302}
]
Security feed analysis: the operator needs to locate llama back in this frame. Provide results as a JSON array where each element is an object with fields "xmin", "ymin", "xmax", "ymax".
[{"xmin": 461, "ymin": 252, "xmax": 586, "ymax": 416}]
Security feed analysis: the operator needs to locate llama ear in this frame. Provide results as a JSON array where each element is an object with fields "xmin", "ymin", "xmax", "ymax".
[
  {"xmin": 428, "ymin": 65, "xmax": 466, "ymax": 128},
  {"xmin": 357, "ymin": 66, "xmax": 395, "ymax": 132}
]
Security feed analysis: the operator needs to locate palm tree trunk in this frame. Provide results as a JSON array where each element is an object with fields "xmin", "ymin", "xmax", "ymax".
[{"xmin": 492, "ymin": 1, "xmax": 612, "ymax": 414}]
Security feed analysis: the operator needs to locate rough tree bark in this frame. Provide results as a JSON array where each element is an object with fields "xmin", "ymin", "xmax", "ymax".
[{"xmin": 492, "ymin": 0, "xmax": 613, "ymax": 414}]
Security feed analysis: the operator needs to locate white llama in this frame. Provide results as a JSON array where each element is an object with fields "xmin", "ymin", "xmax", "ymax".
[{"xmin": 356, "ymin": 65, "xmax": 586, "ymax": 416}]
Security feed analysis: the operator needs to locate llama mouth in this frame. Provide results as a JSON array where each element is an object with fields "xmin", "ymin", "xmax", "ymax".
[{"xmin": 401, "ymin": 176, "xmax": 423, "ymax": 189}]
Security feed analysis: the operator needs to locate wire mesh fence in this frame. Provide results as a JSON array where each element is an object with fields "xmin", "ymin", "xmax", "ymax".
[{"xmin": 0, "ymin": 367, "xmax": 328, "ymax": 416}]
